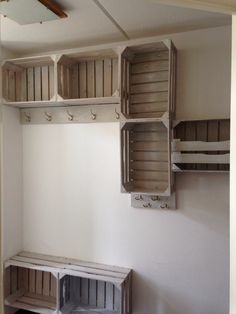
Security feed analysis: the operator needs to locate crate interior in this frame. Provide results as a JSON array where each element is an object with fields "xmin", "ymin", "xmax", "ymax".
[
  {"xmin": 58, "ymin": 49, "xmax": 118, "ymax": 100},
  {"xmin": 122, "ymin": 42, "xmax": 171, "ymax": 118},
  {"xmin": 2, "ymin": 57, "xmax": 55, "ymax": 103},
  {"xmin": 5, "ymin": 266, "xmax": 57, "ymax": 312},
  {"xmin": 174, "ymin": 119, "xmax": 230, "ymax": 171},
  {"xmin": 122, "ymin": 121, "xmax": 170, "ymax": 194},
  {"xmin": 60, "ymin": 275, "xmax": 120, "ymax": 313}
]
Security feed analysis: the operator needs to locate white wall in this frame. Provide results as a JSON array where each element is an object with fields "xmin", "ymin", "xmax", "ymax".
[
  {"xmin": 230, "ymin": 16, "xmax": 236, "ymax": 314},
  {"xmin": 21, "ymin": 25, "xmax": 230, "ymax": 314}
]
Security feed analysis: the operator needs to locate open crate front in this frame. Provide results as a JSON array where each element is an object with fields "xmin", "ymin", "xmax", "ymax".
[
  {"xmin": 57, "ymin": 49, "xmax": 119, "ymax": 101},
  {"xmin": 4, "ymin": 265, "xmax": 57, "ymax": 313},
  {"xmin": 2, "ymin": 56, "xmax": 55, "ymax": 103},
  {"xmin": 121, "ymin": 121, "xmax": 171, "ymax": 195},
  {"xmin": 60, "ymin": 275, "xmax": 121, "ymax": 314},
  {"xmin": 121, "ymin": 40, "xmax": 176, "ymax": 119}
]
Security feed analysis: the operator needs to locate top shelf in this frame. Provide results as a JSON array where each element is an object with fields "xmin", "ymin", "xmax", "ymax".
[{"xmin": 2, "ymin": 39, "xmax": 177, "ymax": 121}]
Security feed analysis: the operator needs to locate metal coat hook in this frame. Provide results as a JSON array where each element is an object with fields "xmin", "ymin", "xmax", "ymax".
[
  {"xmin": 160, "ymin": 203, "xmax": 168, "ymax": 209},
  {"xmin": 90, "ymin": 110, "xmax": 96, "ymax": 120},
  {"xmin": 24, "ymin": 112, "xmax": 31, "ymax": 123},
  {"xmin": 151, "ymin": 196, "xmax": 160, "ymax": 201},
  {"xmin": 143, "ymin": 203, "xmax": 152, "ymax": 208},
  {"xmin": 135, "ymin": 195, "xmax": 143, "ymax": 201},
  {"xmin": 115, "ymin": 108, "xmax": 120, "ymax": 120},
  {"xmin": 45, "ymin": 112, "xmax": 52, "ymax": 122},
  {"xmin": 67, "ymin": 110, "xmax": 74, "ymax": 121}
]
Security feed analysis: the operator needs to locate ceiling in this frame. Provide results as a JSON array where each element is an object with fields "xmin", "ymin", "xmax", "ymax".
[{"xmin": 0, "ymin": 0, "xmax": 231, "ymax": 55}]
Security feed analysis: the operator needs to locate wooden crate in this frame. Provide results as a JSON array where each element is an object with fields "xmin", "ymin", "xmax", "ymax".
[
  {"xmin": 121, "ymin": 40, "xmax": 176, "ymax": 119},
  {"xmin": 173, "ymin": 119, "xmax": 230, "ymax": 171},
  {"xmin": 59, "ymin": 275, "xmax": 130, "ymax": 314},
  {"xmin": 2, "ymin": 56, "xmax": 55, "ymax": 105},
  {"xmin": 121, "ymin": 120, "xmax": 172, "ymax": 196},
  {"xmin": 57, "ymin": 49, "xmax": 119, "ymax": 105},
  {"xmin": 4, "ymin": 252, "xmax": 132, "ymax": 314},
  {"xmin": 4, "ymin": 265, "xmax": 57, "ymax": 314}
]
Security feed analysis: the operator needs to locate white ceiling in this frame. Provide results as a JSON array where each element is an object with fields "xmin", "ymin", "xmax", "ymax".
[{"xmin": 0, "ymin": 0, "xmax": 231, "ymax": 55}]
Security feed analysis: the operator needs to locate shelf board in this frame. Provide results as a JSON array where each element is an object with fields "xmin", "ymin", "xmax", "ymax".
[
  {"xmin": 62, "ymin": 303, "xmax": 119, "ymax": 314},
  {"xmin": 59, "ymin": 96, "xmax": 120, "ymax": 106},
  {"xmin": 3, "ymin": 100, "xmax": 61, "ymax": 109}
]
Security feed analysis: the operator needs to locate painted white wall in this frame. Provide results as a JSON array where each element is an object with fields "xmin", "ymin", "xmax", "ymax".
[
  {"xmin": 21, "ymin": 25, "xmax": 230, "ymax": 314},
  {"xmin": 230, "ymin": 16, "xmax": 236, "ymax": 314}
]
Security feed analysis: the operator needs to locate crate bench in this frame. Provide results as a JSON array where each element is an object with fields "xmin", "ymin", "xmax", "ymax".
[{"xmin": 4, "ymin": 252, "xmax": 132, "ymax": 314}]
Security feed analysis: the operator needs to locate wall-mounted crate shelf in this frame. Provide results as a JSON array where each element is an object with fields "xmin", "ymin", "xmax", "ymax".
[
  {"xmin": 121, "ymin": 118, "xmax": 172, "ymax": 196},
  {"xmin": 121, "ymin": 40, "xmax": 176, "ymax": 119},
  {"xmin": 173, "ymin": 119, "xmax": 230, "ymax": 172},
  {"xmin": 2, "ymin": 56, "xmax": 56, "ymax": 107},
  {"xmin": 4, "ymin": 252, "xmax": 132, "ymax": 314},
  {"xmin": 57, "ymin": 49, "xmax": 120, "ymax": 106}
]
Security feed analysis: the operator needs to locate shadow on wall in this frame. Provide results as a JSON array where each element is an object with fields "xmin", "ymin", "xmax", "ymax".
[{"xmin": 132, "ymin": 272, "xmax": 191, "ymax": 314}]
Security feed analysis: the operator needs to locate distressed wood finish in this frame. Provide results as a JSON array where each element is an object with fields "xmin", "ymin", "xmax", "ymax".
[
  {"xmin": 2, "ymin": 57, "xmax": 55, "ymax": 103},
  {"xmin": 57, "ymin": 51, "xmax": 119, "ymax": 102},
  {"xmin": 121, "ymin": 40, "xmax": 176, "ymax": 119},
  {"xmin": 5, "ymin": 252, "xmax": 132, "ymax": 314},
  {"xmin": 121, "ymin": 120, "xmax": 171, "ymax": 195},
  {"xmin": 173, "ymin": 119, "xmax": 230, "ymax": 171}
]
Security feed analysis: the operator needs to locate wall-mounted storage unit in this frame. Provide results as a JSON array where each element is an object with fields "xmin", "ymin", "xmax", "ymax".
[
  {"xmin": 4, "ymin": 252, "xmax": 132, "ymax": 314},
  {"xmin": 57, "ymin": 49, "xmax": 120, "ymax": 106},
  {"xmin": 121, "ymin": 119, "xmax": 172, "ymax": 196},
  {"xmin": 173, "ymin": 119, "xmax": 230, "ymax": 172},
  {"xmin": 121, "ymin": 40, "xmax": 176, "ymax": 119},
  {"xmin": 2, "ymin": 56, "xmax": 56, "ymax": 106}
]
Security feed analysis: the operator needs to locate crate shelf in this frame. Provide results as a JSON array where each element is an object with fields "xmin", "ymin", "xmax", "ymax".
[
  {"xmin": 121, "ymin": 40, "xmax": 176, "ymax": 119},
  {"xmin": 57, "ymin": 49, "xmax": 119, "ymax": 104},
  {"xmin": 2, "ymin": 56, "xmax": 56, "ymax": 105},
  {"xmin": 173, "ymin": 119, "xmax": 230, "ymax": 172},
  {"xmin": 121, "ymin": 120, "xmax": 172, "ymax": 196},
  {"xmin": 5, "ymin": 252, "xmax": 132, "ymax": 314}
]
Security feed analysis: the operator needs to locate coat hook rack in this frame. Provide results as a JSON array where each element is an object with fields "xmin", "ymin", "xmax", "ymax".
[
  {"xmin": 45, "ymin": 112, "xmax": 52, "ymax": 122},
  {"xmin": 67, "ymin": 110, "xmax": 74, "ymax": 121},
  {"xmin": 23, "ymin": 112, "xmax": 31, "ymax": 123},
  {"xmin": 90, "ymin": 110, "xmax": 96, "ymax": 120}
]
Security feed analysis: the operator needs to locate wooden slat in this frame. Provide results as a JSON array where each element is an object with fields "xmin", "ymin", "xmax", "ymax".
[
  {"xmin": 27, "ymin": 67, "xmax": 34, "ymax": 101},
  {"xmin": 131, "ymin": 170, "xmax": 168, "ymax": 181},
  {"xmin": 112, "ymin": 58, "xmax": 118, "ymax": 94},
  {"xmin": 97, "ymin": 281, "xmax": 105, "ymax": 308},
  {"xmin": 131, "ymin": 180, "xmax": 168, "ymax": 192},
  {"xmin": 131, "ymin": 91, "xmax": 168, "ymax": 104},
  {"xmin": 131, "ymin": 81, "xmax": 168, "ymax": 94},
  {"xmin": 131, "ymin": 141, "xmax": 167, "ymax": 151},
  {"xmin": 49, "ymin": 64, "xmax": 54, "ymax": 99},
  {"xmin": 131, "ymin": 60, "xmax": 169, "ymax": 74},
  {"xmin": 21, "ymin": 69, "xmax": 27, "ymax": 101},
  {"xmin": 36, "ymin": 270, "xmax": 43, "ymax": 295},
  {"xmin": 29, "ymin": 269, "xmax": 36, "ymax": 294},
  {"xmin": 131, "ymin": 161, "xmax": 168, "ymax": 171},
  {"xmin": 71, "ymin": 65, "xmax": 79, "ymax": 99},
  {"xmin": 41, "ymin": 66, "xmax": 49, "ymax": 101},
  {"xmin": 104, "ymin": 59, "xmax": 112, "ymax": 97},
  {"xmin": 81, "ymin": 278, "xmax": 89, "ymax": 305},
  {"xmin": 95, "ymin": 60, "xmax": 104, "ymax": 97},
  {"xmin": 106, "ymin": 282, "xmax": 114, "ymax": 310},
  {"xmin": 132, "ymin": 123, "xmax": 166, "ymax": 132},
  {"xmin": 172, "ymin": 152, "xmax": 230, "ymax": 164},
  {"xmin": 34, "ymin": 67, "xmax": 42, "ymax": 101},
  {"xmin": 114, "ymin": 287, "xmax": 121, "ymax": 311},
  {"xmin": 4, "ymin": 267, "xmax": 11, "ymax": 297},
  {"xmin": 87, "ymin": 61, "xmax": 95, "ymax": 98},
  {"xmin": 89, "ymin": 279, "xmax": 97, "ymax": 307},
  {"xmin": 43, "ymin": 272, "xmax": 50, "ymax": 296},
  {"xmin": 8, "ymin": 70, "xmax": 16, "ymax": 101},
  {"xmin": 196, "ymin": 121, "xmax": 208, "ymax": 170},
  {"xmin": 15, "ymin": 71, "xmax": 22, "ymax": 101},
  {"xmin": 50, "ymin": 274, "xmax": 57, "ymax": 298},
  {"xmin": 79, "ymin": 62, "xmax": 87, "ymax": 98},
  {"xmin": 219, "ymin": 120, "xmax": 230, "ymax": 170},
  {"xmin": 131, "ymin": 130, "xmax": 167, "ymax": 141},
  {"xmin": 172, "ymin": 140, "xmax": 230, "ymax": 151},
  {"xmin": 131, "ymin": 71, "xmax": 168, "ymax": 85},
  {"xmin": 130, "ymin": 151, "xmax": 168, "ymax": 161}
]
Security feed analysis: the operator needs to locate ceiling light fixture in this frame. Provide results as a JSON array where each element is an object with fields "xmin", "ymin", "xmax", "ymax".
[{"xmin": 0, "ymin": 0, "xmax": 67, "ymax": 25}]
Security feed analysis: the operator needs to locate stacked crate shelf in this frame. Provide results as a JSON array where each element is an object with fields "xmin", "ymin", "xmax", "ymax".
[
  {"xmin": 120, "ymin": 40, "xmax": 177, "ymax": 196},
  {"xmin": 172, "ymin": 119, "xmax": 230, "ymax": 172},
  {"xmin": 2, "ymin": 56, "xmax": 56, "ymax": 108},
  {"xmin": 57, "ymin": 48, "xmax": 120, "ymax": 106},
  {"xmin": 4, "ymin": 252, "xmax": 132, "ymax": 314}
]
